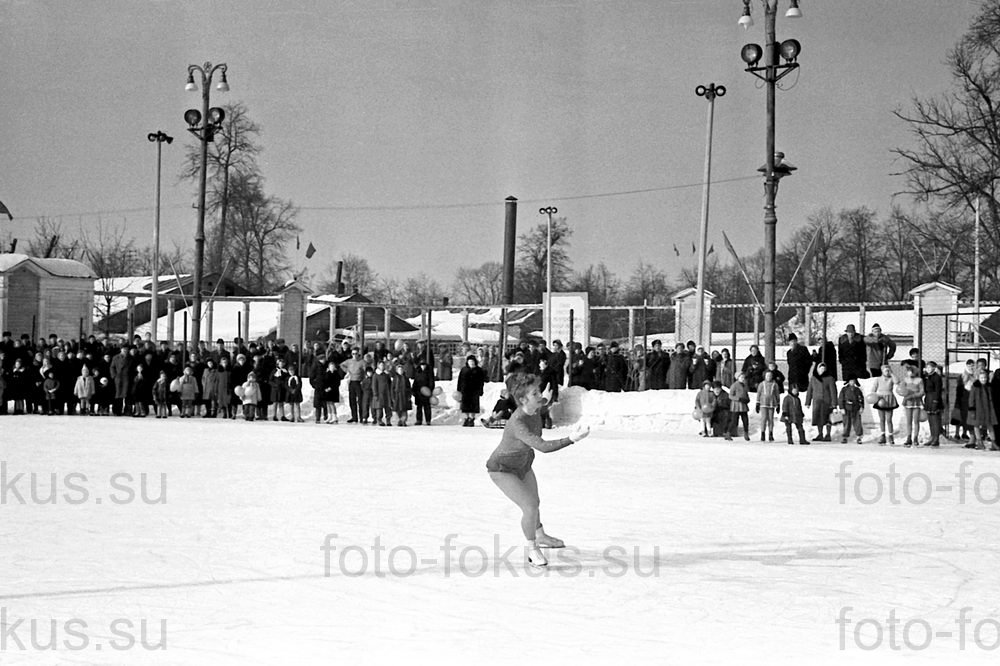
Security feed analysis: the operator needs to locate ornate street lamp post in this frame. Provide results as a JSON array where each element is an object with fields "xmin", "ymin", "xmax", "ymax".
[
  {"xmin": 738, "ymin": 0, "xmax": 801, "ymax": 363},
  {"xmin": 184, "ymin": 61, "xmax": 229, "ymax": 349}
]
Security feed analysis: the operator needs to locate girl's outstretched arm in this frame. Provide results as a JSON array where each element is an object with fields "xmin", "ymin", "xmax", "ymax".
[{"xmin": 509, "ymin": 419, "xmax": 590, "ymax": 453}]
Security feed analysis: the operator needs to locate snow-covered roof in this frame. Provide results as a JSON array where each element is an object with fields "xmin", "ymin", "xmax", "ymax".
[
  {"xmin": 0, "ymin": 253, "xmax": 96, "ymax": 279},
  {"xmin": 135, "ymin": 301, "xmax": 282, "ymax": 342}
]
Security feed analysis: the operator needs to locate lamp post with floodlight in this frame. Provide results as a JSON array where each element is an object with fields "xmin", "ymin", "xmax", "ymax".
[
  {"xmin": 147, "ymin": 130, "xmax": 173, "ymax": 343},
  {"xmin": 539, "ymin": 206, "xmax": 558, "ymax": 344},
  {"xmin": 738, "ymin": 0, "xmax": 801, "ymax": 364},
  {"xmin": 184, "ymin": 61, "xmax": 229, "ymax": 349}
]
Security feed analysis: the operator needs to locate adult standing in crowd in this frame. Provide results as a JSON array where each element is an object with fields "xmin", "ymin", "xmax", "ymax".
[
  {"xmin": 838, "ymin": 324, "xmax": 868, "ymax": 380},
  {"xmin": 688, "ymin": 345, "xmax": 715, "ymax": 389},
  {"xmin": 340, "ymin": 347, "xmax": 367, "ymax": 423},
  {"xmin": 742, "ymin": 345, "xmax": 767, "ymax": 392},
  {"xmin": 785, "ymin": 334, "xmax": 812, "ymax": 392},
  {"xmin": 645, "ymin": 340, "xmax": 669, "ymax": 390},
  {"xmin": 603, "ymin": 342, "xmax": 628, "ymax": 392},
  {"xmin": 864, "ymin": 324, "xmax": 896, "ymax": 379},
  {"xmin": 667, "ymin": 343, "xmax": 690, "ymax": 389},
  {"xmin": 811, "ymin": 336, "xmax": 837, "ymax": 381}
]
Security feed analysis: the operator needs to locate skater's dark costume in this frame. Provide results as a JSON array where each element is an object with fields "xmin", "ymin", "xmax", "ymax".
[{"xmin": 486, "ymin": 409, "xmax": 572, "ymax": 479}]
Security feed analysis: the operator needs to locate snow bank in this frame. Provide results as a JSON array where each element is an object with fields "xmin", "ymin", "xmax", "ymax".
[{"xmin": 300, "ymin": 376, "xmax": 933, "ymax": 437}]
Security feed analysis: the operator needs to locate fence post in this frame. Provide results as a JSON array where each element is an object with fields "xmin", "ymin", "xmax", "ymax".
[
  {"xmin": 328, "ymin": 304, "xmax": 335, "ymax": 343},
  {"xmin": 206, "ymin": 299, "xmax": 214, "ymax": 343},
  {"xmin": 567, "ymin": 308, "xmax": 574, "ymax": 388},
  {"xmin": 126, "ymin": 296, "xmax": 136, "ymax": 341},
  {"xmin": 383, "ymin": 306, "xmax": 391, "ymax": 349},
  {"xmin": 804, "ymin": 305, "xmax": 812, "ymax": 345},
  {"xmin": 731, "ymin": 306, "xmax": 737, "ymax": 363},
  {"xmin": 461, "ymin": 310, "xmax": 470, "ymax": 345},
  {"xmin": 628, "ymin": 307, "xmax": 635, "ymax": 351},
  {"xmin": 242, "ymin": 300, "xmax": 251, "ymax": 341},
  {"xmin": 753, "ymin": 307, "xmax": 760, "ymax": 348},
  {"xmin": 166, "ymin": 297, "xmax": 175, "ymax": 344},
  {"xmin": 859, "ymin": 304, "xmax": 866, "ymax": 334}
]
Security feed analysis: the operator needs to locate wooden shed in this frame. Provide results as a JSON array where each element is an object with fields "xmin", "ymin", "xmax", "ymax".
[{"xmin": 0, "ymin": 253, "xmax": 96, "ymax": 340}]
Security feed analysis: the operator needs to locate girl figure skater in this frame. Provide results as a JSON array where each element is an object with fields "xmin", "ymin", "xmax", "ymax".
[
  {"xmin": 756, "ymin": 369, "xmax": 780, "ymax": 442},
  {"xmin": 486, "ymin": 373, "xmax": 590, "ymax": 569},
  {"xmin": 872, "ymin": 364, "xmax": 898, "ymax": 446},
  {"xmin": 896, "ymin": 363, "xmax": 925, "ymax": 447}
]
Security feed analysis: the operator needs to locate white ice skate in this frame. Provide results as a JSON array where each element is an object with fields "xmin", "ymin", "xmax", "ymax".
[{"xmin": 527, "ymin": 544, "xmax": 548, "ymax": 569}]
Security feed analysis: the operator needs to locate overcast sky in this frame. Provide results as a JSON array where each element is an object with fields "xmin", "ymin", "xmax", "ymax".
[{"xmin": 0, "ymin": 0, "xmax": 983, "ymax": 291}]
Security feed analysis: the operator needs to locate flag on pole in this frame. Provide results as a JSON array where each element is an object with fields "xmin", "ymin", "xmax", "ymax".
[
  {"xmin": 673, "ymin": 244, "xmax": 680, "ymax": 257},
  {"xmin": 707, "ymin": 244, "xmax": 714, "ymax": 256},
  {"xmin": 305, "ymin": 242, "xmax": 316, "ymax": 259},
  {"xmin": 0, "ymin": 200, "xmax": 12, "ymax": 221},
  {"xmin": 691, "ymin": 242, "xmax": 697, "ymax": 254},
  {"xmin": 296, "ymin": 235, "xmax": 301, "ymax": 251}
]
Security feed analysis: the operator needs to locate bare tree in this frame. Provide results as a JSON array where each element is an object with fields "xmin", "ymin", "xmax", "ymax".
[
  {"xmin": 26, "ymin": 217, "xmax": 84, "ymax": 260},
  {"xmin": 453, "ymin": 262, "xmax": 503, "ymax": 305},
  {"xmin": 180, "ymin": 102, "xmax": 263, "ymax": 274},
  {"xmin": 83, "ymin": 221, "xmax": 143, "ymax": 332},
  {"xmin": 224, "ymin": 174, "xmax": 300, "ymax": 294},
  {"xmin": 570, "ymin": 262, "xmax": 621, "ymax": 306},
  {"xmin": 513, "ymin": 217, "xmax": 573, "ymax": 303}
]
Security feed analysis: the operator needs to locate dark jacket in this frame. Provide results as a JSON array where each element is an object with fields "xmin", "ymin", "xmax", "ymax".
[
  {"xmin": 786, "ymin": 344, "xmax": 813, "ymax": 391},
  {"xmin": 838, "ymin": 332, "xmax": 868, "ymax": 380}
]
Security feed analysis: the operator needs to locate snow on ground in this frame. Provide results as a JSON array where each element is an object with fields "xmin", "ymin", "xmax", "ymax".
[{"xmin": 2, "ymin": 413, "xmax": 1000, "ymax": 665}]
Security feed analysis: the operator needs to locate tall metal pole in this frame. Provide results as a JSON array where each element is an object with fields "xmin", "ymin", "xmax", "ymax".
[
  {"xmin": 185, "ymin": 61, "xmax": 228, "ymax": 351},
  {"xmin": 192, "ymin": 79, "xmax": 210, "ymax": 351},
  {"xmin": 147, "ymin": 131, "xmax": 173, "ymax": 344},
  {"xmin": 695, "ymin": 83, "xmax": 725, "ymax": 350},
  {"xmin": 539, "ymin": 207, "xmax": 558, "ymax": 343},
  {"xmin": 500, "ymin": 196, "xmax": 517, "ymax": 356},
  {"xmin": 975, "ymin": 196, "xmax": 981, "ymax": 346},
  {"xmin": 762, "ymin": 2, "xmax": 778, "ymax": 365}
]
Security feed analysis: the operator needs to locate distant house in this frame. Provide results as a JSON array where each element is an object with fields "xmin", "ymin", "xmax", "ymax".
[
  {"xmin": 0, "ymin": 253, "xmax": 96, "ymax": 340},
  {"xmin": 304, "ymin": 293, "xmax": 418, "ymax": 341},
  {"xmin": 94, "ymin": 272, "xmax": 254, "ymax": 335}
]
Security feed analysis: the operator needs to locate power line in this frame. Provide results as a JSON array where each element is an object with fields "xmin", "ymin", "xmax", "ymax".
[{"xmin": 11, "ymin": 174, "xmax": 762, "ymax": 220}]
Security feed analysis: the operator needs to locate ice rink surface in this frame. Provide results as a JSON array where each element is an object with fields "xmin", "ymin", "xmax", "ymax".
[{"xmin": 2, "ymin": 416, "xmax": 1000, "ymax": 665}]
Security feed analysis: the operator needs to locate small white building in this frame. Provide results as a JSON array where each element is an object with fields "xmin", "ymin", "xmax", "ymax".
[{"xmin": 0, "ymin": 253, "xmax": 96, "ymax": 340}]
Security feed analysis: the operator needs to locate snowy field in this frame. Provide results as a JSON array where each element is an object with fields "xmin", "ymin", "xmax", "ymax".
[{"xmin": 2, "ymin": 415, "xmax": 1000, "ymax": 665}]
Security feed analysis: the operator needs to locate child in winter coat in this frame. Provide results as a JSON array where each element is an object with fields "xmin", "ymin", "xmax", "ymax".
[
  {"xmin": 838, "ymin": 376, "xmax": 865, "ymax": 444},
  {"xmin": 371, "ymin": 361, "xmax": 392, "ymax": 426},
  {"xmin": 270, "ymin": 359, "xmax": 290, "ymax": 422},
  {"xmin": 43, "ymin": 371, "xmax": 60, "ymax": 415},
  {"xmin": 781, "ymin": 385, "xmax": 807, "ymax": 445},
  {"xmin": 390, "ymin": 362, "xmax": 412, "ymax": 426},
  {"xmin": 805, "ymin": 363, "xmax": 838, "ymax": 441},
  {"xmin": 694, "ymin": 380, "xmax": 715, "ymax": 437},
  {"xmin": 361, "ymin": 366, "xmax": 375, "ymax": 424},
  {"xmin": 756, "ymin": 370, "xmax": 780, "ymax": 442},
  {"xmin": 178, "ymin": 365, "xmax": 199, "ymax": 418},
  {"xmin": 966, "ymin": 367, "xmax": 996, "ymax": 450},
  {"xmin": 74, "ymin": 366, "xmax": 96, "ymax": 416},
  {"xmin": 240, "ymin": 371, "xmax": 261, "ymax": 421},
  {"xmin": 201, "ymin": 360, "xmax": 219, "ymax": 418},
  {"xmin": 287, "ymin": 365, "xmax": 304, "ymax": 422},
  {"xmin": 729, "ymin": 372, "xmax": 751, "ymax": 441},
  {"xmin": 411, "ymin": 358, "xmax": 435, "ymax": 426},
  {"xmin": 153, "ymin": 370, "xmax": 170, "ymax": 418},
  {"xmin": 322, "ymin": 361, "xmax": 343, "ymax": 424},
  {"xmin": 711, "ymin": 382, "xmax": 731, "ymax": 439}
]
